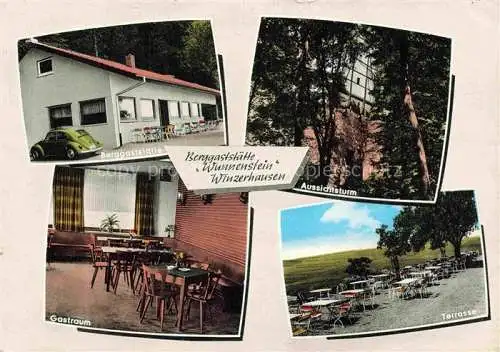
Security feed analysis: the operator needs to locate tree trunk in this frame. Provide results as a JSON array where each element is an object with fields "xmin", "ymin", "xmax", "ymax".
[
  {"xmin": 293, "ymin": 26, "xmax": 310, "ymax": 147},
  {"xmin": 439, "ymin": 246, "xmax": 447, "ymax": 258},
  {"xmin": 452, "ymin": 241, "xmax": 462, "ymax": 259},
  {"xmin": 404, "ymin": 86, "xmax": 431, "ymax": 198},
  {"xmin": 392, "ymin": 256, "xmax": 401, "ymax": 280}
]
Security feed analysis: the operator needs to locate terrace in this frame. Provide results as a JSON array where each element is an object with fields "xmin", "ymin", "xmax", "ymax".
[{"xmin": 287, "ymin": 250, "xmax": 486, "ymax": 337}]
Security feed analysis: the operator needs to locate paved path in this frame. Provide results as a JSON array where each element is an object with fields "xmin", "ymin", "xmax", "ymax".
[
  {"xmin": 85, "ymin": 129, "xmax": 225, "ymax": 162},
  {"xmin": 306, "ymin": 268, "xmax": 487, "ymax": 336}
]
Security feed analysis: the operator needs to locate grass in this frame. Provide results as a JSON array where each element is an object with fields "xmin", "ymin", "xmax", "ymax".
[{"xmin": 283, "ymin": 236, "xmax": 482, "ymax": 295}]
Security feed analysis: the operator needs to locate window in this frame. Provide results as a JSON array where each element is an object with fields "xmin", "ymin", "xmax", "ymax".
[
  {"xmin": 190, "ymin": 102, "xmax": 199, "ymax": 117},
  {"xmin": 140, "ymin": 99, "xmax": 155, "ymax": 120},
  {"xmin": 356, "ymin": 77, "xmax": 361, "ymax": 85},
  {"xmin": 80, "ymin": 98, "xmax": 107, "ymax": 125},
  {"xmin": 48, "ymin": 104, "xmax": 72, "ymax": 128},
  {"xmin": 118, "ymin": 97, "xmax": 136, "ymax": 121},
  {"xmin": 168, "ymin": 101, "xmax": 180, "ymax": 118},
  {"xmin": 37, "ymin": 58, "xmax": 53, "ymax": 76},
  {"xmin": 180, "ymin": 102, "xmax": 190, "ymax": 117}
]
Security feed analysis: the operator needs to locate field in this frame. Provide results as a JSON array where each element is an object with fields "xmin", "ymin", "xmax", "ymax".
[{"xmin": 283, "ymin": 236, "xmax": 482, "ymax": 295}]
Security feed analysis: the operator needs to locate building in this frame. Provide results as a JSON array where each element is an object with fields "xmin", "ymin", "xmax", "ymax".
[
  {"xmin": 19, "ymin": 40, "xmax": 220, "ymax": 149},
  {"xmin": 341, "ymin": 53, "xmax": 375, "ymax": 114}
]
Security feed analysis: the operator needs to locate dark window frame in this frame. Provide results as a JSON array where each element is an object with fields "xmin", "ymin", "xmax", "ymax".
[
  {"xmin": 118, "ymin": 96, "xmax": 137, "ymax": 122},
  {"xmin": 37, "ymin": 57, "xmax": 54, "ymax": 76},
  {"xmin": 79, "ymin": 98, "xmax": 107, "ymax": 125},
  {"xmin": 48, "ymin": 103, "xmax": 72, "ymax": 129}
]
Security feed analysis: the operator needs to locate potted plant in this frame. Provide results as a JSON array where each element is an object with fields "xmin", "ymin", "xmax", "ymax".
[{"xmin": 100, "ymin": 214, "xmax": 120, "ymax": 233}]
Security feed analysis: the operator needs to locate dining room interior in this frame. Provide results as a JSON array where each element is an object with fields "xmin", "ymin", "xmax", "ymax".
[{"xmin": 45, "ymin": 159, "xmax": 249, "ymax": 337}]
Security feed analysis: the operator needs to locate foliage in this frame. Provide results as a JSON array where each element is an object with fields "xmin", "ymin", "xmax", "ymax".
[
  {"xmin": 408, "ymin": 191, "xmax": 478, "ymax": 258},
  {"xmin": 345, "ymin": 256, "xmax": 373, "ymax": 279},
  {"xmin": 19, "ymin": 21, "xmax": 219, "ymax": 89},
  {"xmin": 247, "ymin": 19, "xmax": 451, "ymax": 199},
  {"xmin": 359, "ymin": 27, "xmax": 451, "ymax": 199},
  {"xmin": 100, "ymin": 214, "xmax": 120, "ymax": 233},
  {"xmin": 377, "ymin": 191, "xmax": 478, "ymax": 271},
  {"xmin": 376, "ymin": 222, "xmax": 411, "ymax": 279},
  {"xmin": 180, "ymin": 21, "xmax": 219, "ymax": 89}
]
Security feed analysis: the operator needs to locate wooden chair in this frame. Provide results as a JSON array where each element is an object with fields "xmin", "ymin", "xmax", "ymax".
[
  {"xmin": 165, "ymin": 125, "xmax": 175, "ymax": 140},
  {"xmin": 89, "ymin": 244, "xmax": 108, "ymax": 289},
  {"xmin": 187, "ymin": 263, "xmax": 210, "ymax": 293},
  {"xmin": 185, "ymin": 271, "xmax": 221, "ymax": 333},
  {"xmin": 139, "ymin": 265, "xmax": 178, "ymax": 330},
  {"xmin": 111, "ymin": 251, "xmax": 136, "ymax": 294}
]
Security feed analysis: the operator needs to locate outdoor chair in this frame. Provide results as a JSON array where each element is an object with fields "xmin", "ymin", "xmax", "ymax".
[
  {"xmin": 298, "ymin": 305, "xmax": 323, "ymax": 332},
  {"xmin": 336, "ymin": 283, "xmax": 346, "ymax": 294},
  {"xmin": 291, "ymin": 313, "xmax": 312, "ymax": 336},
  {"xmin": 388, "ymin": 284, "xmax": 406, "ymax": 300},
  {"xmin": 297, "ymin": 290, "xmax": 314, "ymax": 305},
  {"xmin": 143, "ymin": 127, "xmax": 158, "ymax": 142},
  {"xmin": 361, "ymin": 290, "xmax": 375, "ymax": 310},
  {"xmin": 131, "ymin": 128, "xmax": 146, "ymax": 143},
  {"xmin": 165, "ymin": 124, "xmax": 175, "ymax": 139},
  {"xmin": 334, "ymin": 301, "xmax": 354, "ymax": 327},
  {"xmin": 184, "ymin": 270, "xmax": 222, "ymax": 333},
  {"xmin": 138, "ymin": 265, "xmax": 178, "ymax": 331},
  {"xmin": 414, "ymin": 278, "xmax": 430, "ymax": 299}
]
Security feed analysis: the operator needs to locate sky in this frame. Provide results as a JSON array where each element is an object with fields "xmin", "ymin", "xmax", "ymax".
[{"xmin": 280, "ymin": 200, "xmax": 402, "ymax": 260}]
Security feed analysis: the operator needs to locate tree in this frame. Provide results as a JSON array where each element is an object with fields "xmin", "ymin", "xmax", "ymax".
[
  {"xmin": 361, "ymin": 27, "xmax": 451, "ymax": 200},
  {"xmin": 376, "ymin": 222, "xmax": 411, "ymax": 280},
  {"xmin": 247, "ymin": 18, "xmax": 361, "ymax": 184},
  {"xmin": 345, "ymin": 257, "xmax": 373, "ymax": 279},
  {"xmin": 410, "ymin": 191, "xmax": 478, "ymax": 258},
  {"xmin": 18, "ymin": 21, "xmax": 219, "ymax": 88},
  {"xmin": 180, "ymin": 21, "xmax": 219, "ymax": 88}
]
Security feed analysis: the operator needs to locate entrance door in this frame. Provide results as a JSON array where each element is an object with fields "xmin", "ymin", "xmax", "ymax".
[{"xmin": 159, "ymin": 100, "xmax": 170, "ymax": 126}]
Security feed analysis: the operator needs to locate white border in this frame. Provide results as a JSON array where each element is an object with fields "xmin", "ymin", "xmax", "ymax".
[
  {"xmin": 43, "ymin": 161, "xmax": 252, "ymax": 340},
  {"xmin": 245, "ymin": 16, "xmax": 455, "ymax": 205},
  {"xmin": 18, "ymin": 18, "xmax": 228, "ymax": 165},
  {"xmin": 277, "ymin": 190, "xmax": 490, "ymax": 339}
]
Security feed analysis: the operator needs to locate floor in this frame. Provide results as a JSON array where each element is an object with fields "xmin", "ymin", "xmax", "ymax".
[
  {"xmin": 46, "ymin": 262, "xmax": 241, "ymax": 336},
  {"xmin": 294, "ymin": 267, "xmax": 488, "ymax": 336},
  {"xmin": 83, "ymin": 129, "xmax": 225, "ymax": 162}
]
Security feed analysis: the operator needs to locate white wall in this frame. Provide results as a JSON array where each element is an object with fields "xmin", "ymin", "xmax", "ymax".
[
  {"xmin": 109, "ymin": 73, "xmax": 217, "ymax": 144},
  {"xmin": 19, "ymin": 48, "xmax": 119, "ymax": 149},
  {"xmin": 154, "ymin": 174, "xmax": 178, "ymax": 237}
]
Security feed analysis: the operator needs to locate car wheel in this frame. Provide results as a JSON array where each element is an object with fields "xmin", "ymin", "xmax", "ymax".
[
  {"xmin": 30, "ymin": 148, "xmax": 41, "ymax": 161},
  {"xmin": 66, "ymin": 147, "xmax": 77, "ymax": 160}
]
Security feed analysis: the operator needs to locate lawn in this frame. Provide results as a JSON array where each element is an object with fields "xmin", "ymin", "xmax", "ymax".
[{"xmin": 283, "ymin": 236, "xmax": 482, "ymax": 295}]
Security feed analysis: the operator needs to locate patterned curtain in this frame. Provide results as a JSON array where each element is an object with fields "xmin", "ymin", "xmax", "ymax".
[
  {"xmin": 134, "ymin": 172, "xmax": 155, "ymax": 236},
  {"xmin": 53, "ymin": 166, "xmax": 85, "ymax": 231}
]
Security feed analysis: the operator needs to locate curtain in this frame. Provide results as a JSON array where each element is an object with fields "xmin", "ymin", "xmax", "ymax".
[
  {"xmin": 81, "ymin": 99, "xmax": 106, "ymax": 115},
  {"xmin": 53, "ymin": 166, "xmax": 85, "ymax": 231},
  {"xmin": 134, "ymin": 172, "xmax": 155, "ymax": 236}
]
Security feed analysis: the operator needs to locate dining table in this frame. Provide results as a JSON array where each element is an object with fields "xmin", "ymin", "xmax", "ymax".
[
  {"xmin": 100, "ymin": 246, "xmax": 173, "ymax": 292},
  {"xmin": 349, "ymin": 280, "xmax": 369, "ymax": 289},
  {"xmin": 147, "ymin": 265, "xmax": 210, "ymax": 332},
  {"xmin": 393, "ymin": 277, "xmax": 419, "ymax": 298},
  {"xmin": 309, "ymin": 288, "xmax": 332, "ymax": 300},
  {"xmin": 409, "ymin": 271, "xmax": 432, "ymax": 278},
  {"xmin": 301, "ymin": 298, "xmax": 349, "ymax": 321}
]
